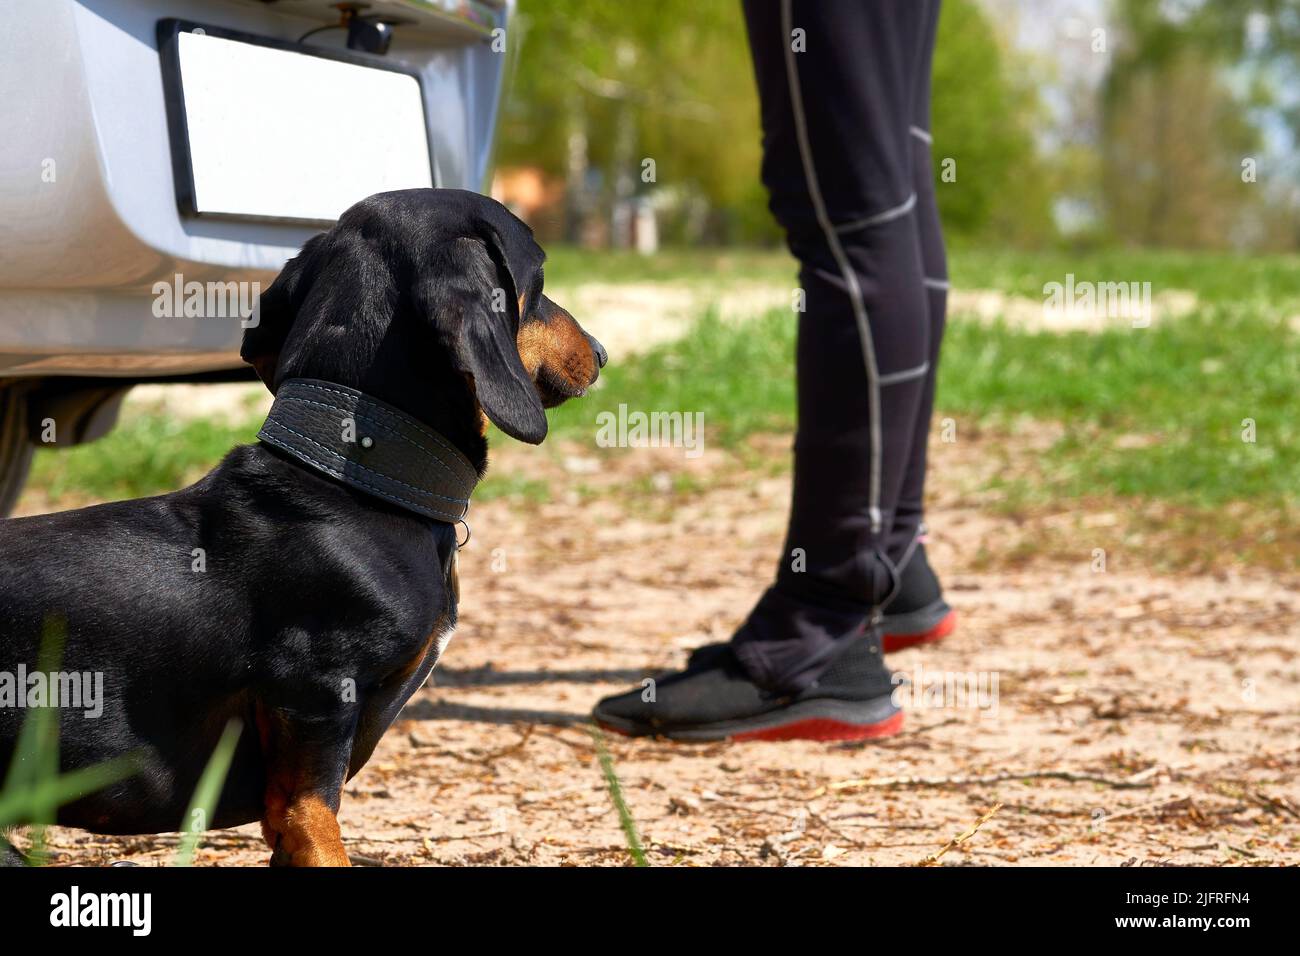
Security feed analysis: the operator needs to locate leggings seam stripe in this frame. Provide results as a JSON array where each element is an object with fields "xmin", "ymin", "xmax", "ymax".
[
  {"xmin": 834, "ymin": 192, "xmax": 917, "ymax": 233},
  {"xmin": 878, "ymin": 361, "xmax": 930, "ymax": 386},
  {"xmin": 781, "ymin": 0, "xmax": 883, "ymax": 535}
]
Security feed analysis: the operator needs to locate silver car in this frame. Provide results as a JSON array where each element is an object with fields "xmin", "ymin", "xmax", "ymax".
[{"xmin": 0, "ymin": 0, "xmax": 513, "ymax": 512}]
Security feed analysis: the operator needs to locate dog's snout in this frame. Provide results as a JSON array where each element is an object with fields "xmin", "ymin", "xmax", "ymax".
[{"xmin": 588, "ymin": 334, "xmax": 608, "ymax": 370}]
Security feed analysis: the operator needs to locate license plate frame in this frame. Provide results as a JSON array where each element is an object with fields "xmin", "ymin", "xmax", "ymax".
[{"xmin": 157, "ymin": 18, "xmax": 436, "ymax": 226}]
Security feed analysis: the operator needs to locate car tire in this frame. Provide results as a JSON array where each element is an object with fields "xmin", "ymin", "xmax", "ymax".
[{"xmin": 0, "ymin": 385, "xmax": 35, "ymax": 517}]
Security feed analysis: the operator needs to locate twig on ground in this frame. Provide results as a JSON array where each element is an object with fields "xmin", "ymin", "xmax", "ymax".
[
  {"xmin": 408, "ymin": 724, "xmax": 534, "ymax": 764},
  {"xmin": 482, "ymin": 724, "xmax": 536, "ymax": 763},
  {"xmin": 916, "ymin": 803, "xmax": 1003, "ymax": 867},
  {"xmin": 832, "ymin": 716, "xmax": 961, "ymax": 749},
  {"xmin": 1251, "ymin": 790, "xmax": 1300, "ymax": 820},
  {"xmin": 532, "ymin": 726, "xmax": 596, "ymax": 753},
  {"xmin": 1094, "ymin": 794, "xmax": 1191, "ymax": 827},
  {"xmin": 822, "ymin": 767, "xmax": 1158, "ymax": 796}
]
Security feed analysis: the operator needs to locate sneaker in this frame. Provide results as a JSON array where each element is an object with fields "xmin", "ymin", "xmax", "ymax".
[
  {"xmin": 686, "ymin": 543, "xmax": 955, "ymax": 668},
  {"xmin": 879, "ymin": 543, "xmax": 955, "ymax": 653},
  {"xmin": 592, "ymin": 629, "xmax": 901, "ymax": 742}
]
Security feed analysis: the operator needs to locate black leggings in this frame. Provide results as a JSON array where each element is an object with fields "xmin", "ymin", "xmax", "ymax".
[{"xmin": 733, "ymin": 0, "xmax": 948, "ymax": 692}]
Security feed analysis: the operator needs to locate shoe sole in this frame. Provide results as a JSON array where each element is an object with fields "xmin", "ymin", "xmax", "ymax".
[
  {"xmin": 595, "ymin": 695, "xmax": 903, "ymax": 744},
  {"xmin": 881, "ymin": 601, "xmax": 956, "ymax": 653}
]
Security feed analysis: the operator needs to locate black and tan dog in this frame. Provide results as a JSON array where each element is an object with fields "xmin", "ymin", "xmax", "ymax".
[{"xmin": 0, "ymin": 189, "xmax": 605, "ymax": 866}]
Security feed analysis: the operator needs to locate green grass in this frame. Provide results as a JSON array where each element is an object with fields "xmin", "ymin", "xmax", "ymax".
[
  {"xmin": 548, "ymin": 290, "xmax": 1299, "ymax": 510},
  {"xmin": 589, "ymin": 726, "xmax": 647, "ymax": 867},
  {"xmin": 947, "ymin": 244, "xmax": 1300, "ymax": 309},
  {"xmin": 939, "ymin": 311, "xmax": 1299, "ymax": 505},
  {"xmin": 1, "ymin": 623, "xmax": 244, "ymax": 867},
  {"xmin": 24, "ymin": 247, "xmax": 1300, "ymax": 527},
  {"xmin": 30, "ymin": 410, "xmax": 556, "ymax": 507},
  {"xmin": 473, "ymin": 472, "xmax": 553, "ymax": 504},
  {"xmin": 546, "ymin": 243, "xmax": 1300, "ymax": 311},
  {"xmin": 30, "ymin": 414, "xmax": 257, "ymax": 504},
  {"xmin": 548, "ymin": 307, "xmax": 795, "ymax": 446},
  {"xmin": 0, "ymin": 620, "xmax": 142, "ymax": 864},
  {"xmin": 174, "ymin": 718, "xmax": 243, "ymax": 867}
]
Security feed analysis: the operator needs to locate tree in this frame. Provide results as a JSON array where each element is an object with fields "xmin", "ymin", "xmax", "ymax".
[
  {"xmin": 1101, "ymin": 0, "xmax": 1299, "ymax": 249},
  {"xmin": 931, "ymin": 0, "xmax": 1054, "ymax": 243},
  {"xmin": 498, "ymin": 0, "xmax": 1053, "ymax": 245},
  {"xmin": 498, "ymin": 0, "xmax": 765, "ymax": 242}
]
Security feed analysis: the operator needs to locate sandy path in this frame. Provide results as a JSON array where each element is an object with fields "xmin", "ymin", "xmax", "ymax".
[
  {"xmin": 33, "ymin": 428, "xmax": 1298, "ymax": 867},
  {"xmin": 552, "ymin": 281, "xmax": 1201, "ymax": 362}
]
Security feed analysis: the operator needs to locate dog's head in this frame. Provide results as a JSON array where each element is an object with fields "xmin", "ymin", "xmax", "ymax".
[{"xmin": 241, "ymin": 189, "xmax": 605, "ymax": 461}]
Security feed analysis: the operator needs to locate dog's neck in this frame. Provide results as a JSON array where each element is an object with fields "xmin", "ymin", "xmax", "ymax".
[
  {"xmin": 270, "ymin": 368, "xmax": 489, "ymax": 479},
  {"xmin": 346, "ymin": 372, "xmax": 489, "ymax": 476},
  {"xmin": 258, "ymin": 379, "xmax": 481, "ymax": 523}
]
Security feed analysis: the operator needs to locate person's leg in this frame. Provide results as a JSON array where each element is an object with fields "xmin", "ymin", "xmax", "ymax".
[
  {"xmin": 728, "ymin": 0, "xmax": 933, "ymax": 693},
  {"xmin": 890, "ymin": 0, "xmax": 947, "ymax": 555},
  {"xmin": 881, "ymin": 0, "xmax": 957, "ymax": 651},
  {"xmin": 593, "ymin": 0, "xmax": 936, "ymax": 741}
]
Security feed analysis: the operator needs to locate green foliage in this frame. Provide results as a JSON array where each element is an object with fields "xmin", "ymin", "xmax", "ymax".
[
  {"xmin": 930, "ymin": 0, "xmax": 1053, "ymax": 242},
  {"xmin": 1102, "ymin": 0, "xmax": 1300, "ymax": 249},
  {"xmin": 501, "ymin": 0, "xmax": 1053, "ymax": 244},
  {"xmin": 501, "ymin": 0, "xmax": 766, "ymax": 241},
  {"xmin": 542, "ymin": 245, "xmax": 794, "ymax": 287}
]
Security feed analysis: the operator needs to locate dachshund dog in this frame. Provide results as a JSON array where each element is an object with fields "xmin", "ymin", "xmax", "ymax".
[{"xmin": 0, "ymin": 189, "xmax": 605, "ymax": 866}]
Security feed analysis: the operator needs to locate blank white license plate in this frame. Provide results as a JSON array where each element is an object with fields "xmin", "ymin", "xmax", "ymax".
[{"xmin": 171, "ymin": 28, "xmax": 434, "ymax": 223}]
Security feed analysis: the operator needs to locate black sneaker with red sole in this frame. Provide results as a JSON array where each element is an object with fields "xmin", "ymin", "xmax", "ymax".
[
  {"xmin": 592, "ymin": 628, "xmax": 901, "ymax": 743},
  {"xmin": 879, "ymin": 542, "xmax": 955, "ymax": 652},
  {"xmin": 685, "ymin": 543, "xmax": 955, "ymax": 668}
]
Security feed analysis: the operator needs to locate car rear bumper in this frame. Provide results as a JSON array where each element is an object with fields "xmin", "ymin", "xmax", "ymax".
[{"xmin": 0, "ymin": 0, "xmax": 511, "ymax": 378}]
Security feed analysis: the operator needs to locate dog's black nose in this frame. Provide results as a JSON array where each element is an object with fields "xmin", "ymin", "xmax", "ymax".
[{"xmin": 588, "ymin": 334, "xmax": 608, "ymax": 369}]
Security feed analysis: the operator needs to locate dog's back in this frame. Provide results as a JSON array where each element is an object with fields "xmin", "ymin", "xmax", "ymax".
[{"xmin": 0, "ymin": 443, "xmax": 456, "ymax": 834}]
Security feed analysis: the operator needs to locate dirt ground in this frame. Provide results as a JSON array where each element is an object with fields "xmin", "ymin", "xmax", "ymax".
[{"xmin": 29, "ymin": 422, "xmax": 1299, "ymax": 867}]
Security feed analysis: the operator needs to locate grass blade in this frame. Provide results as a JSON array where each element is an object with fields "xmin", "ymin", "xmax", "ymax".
[
  {"xmin": 174, "ymin": 717, "xmax": 243, "ymax": 867},
  {"xmin": 589, "ymin": 725, "xmax": 647, "ymax": 867}
]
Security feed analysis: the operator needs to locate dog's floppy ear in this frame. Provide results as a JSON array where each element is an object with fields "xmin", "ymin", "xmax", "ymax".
[
  {"xmin": 241, "ymin": 234, "xmax": 326, "ymax": 391},
  {"xmin": 417, "ymin": 232, "xmax": 547, "ymax": 445}
]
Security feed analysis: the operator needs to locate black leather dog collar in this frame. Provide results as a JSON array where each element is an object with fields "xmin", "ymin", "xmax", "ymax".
[{"xmin": 258, "ymin": 378, "xmax": 478, "ymax": 524}]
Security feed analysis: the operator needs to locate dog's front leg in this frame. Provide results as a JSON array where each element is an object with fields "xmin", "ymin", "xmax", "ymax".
[
  {"xmin": 257, "ymin": 704, "xmax": 355, "ymax": 867},
  {"xmin": 265, "ymin": 791, "xmax": 348, "ymax": 867}
]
